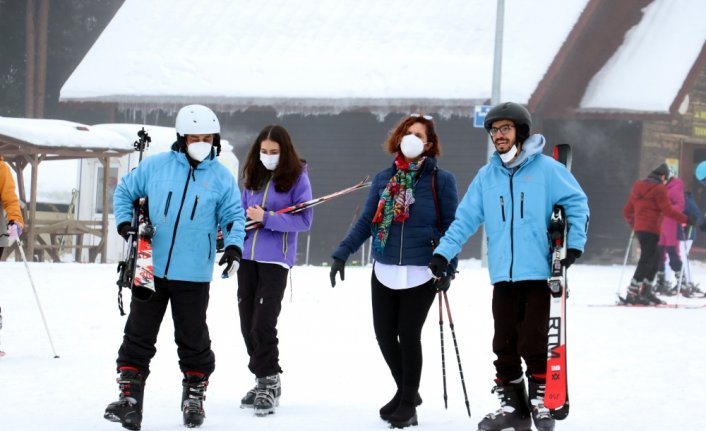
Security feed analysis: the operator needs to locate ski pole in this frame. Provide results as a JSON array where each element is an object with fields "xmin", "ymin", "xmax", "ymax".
[
  {"xmin": 438, "ymin": 291, "xmax": 448, "ymax": 409},
  {"xmin": 616, "ymin": 230, "xmax": 635, "ymax": 299},
  {"xmin": 442, "ymin": 291, "xmax": 471, "ymax": 417},
  {"xmin": 15, "ymin": 238, "xmax": 60, "ymax": 358}
]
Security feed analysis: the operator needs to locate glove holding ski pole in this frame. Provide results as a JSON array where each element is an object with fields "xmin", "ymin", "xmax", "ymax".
[
  {"xmin": 219, "ymin": 245, "xmax": 242, "ymax": 279},
  {"xmin": 7, "ymin": 220, "xmax": 22, "ymax": 242},
  {"xmin": 117, "ymin": 222, "xmax": 137, "ymax": 241}
]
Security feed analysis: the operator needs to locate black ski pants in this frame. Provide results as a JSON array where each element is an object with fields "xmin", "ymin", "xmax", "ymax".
[
  {"xmin": 237, "ymin": 259, "xmax": 289, "ymax": 378},
  {"xmin": 117, "ymin": 276, "xmax": 215, "ymax": 378},
  {"xmin": 658, "ymin": 245, "xmax": 682, "ymax": 273},
  {"xmin": 371, "ymin": 272, "xmax": 437, "ymax": 392},
  {"xmin": 492, "ymin": 280, "xmax": 551, "ymax": 382},
  {"xmin": 633, "ymin": 231, "xmax": 660, "ymax": 282}
]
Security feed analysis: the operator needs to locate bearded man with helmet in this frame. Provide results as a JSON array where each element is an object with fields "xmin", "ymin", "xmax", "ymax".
[
  {"xmin": 428, "ymin": 102, "xmax": 589, "ymax": 431},
  {"xmin": 104, "ymin": 104, "xmax": 245, "ymax": 430}
]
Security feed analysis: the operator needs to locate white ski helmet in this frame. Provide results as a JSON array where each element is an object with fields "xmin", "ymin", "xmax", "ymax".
[{"xmin": 175, "ymin": 104, "xmax": 220, "ymax": 136}]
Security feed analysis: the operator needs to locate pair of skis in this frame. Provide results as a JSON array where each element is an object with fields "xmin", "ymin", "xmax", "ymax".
[
  {"xmin": 115, "ymin": 128, "xmax": 155, "ymax": 315},
  {"xmin": 544, "ymin": 144, "xmax": 572, "ymax": 420},
  {"xmin": 244, "ymin": 176, "xmax": 371, "ymax": 231}
]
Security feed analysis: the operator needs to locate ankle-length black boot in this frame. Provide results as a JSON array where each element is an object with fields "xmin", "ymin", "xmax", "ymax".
[
  {"xmin": 182, "ymin": 372, "xmax": 208, "ymax": 428},
  {"xmin": 104, "ymin": 367, "xmax": 145, "ymax": 431},
  {"xmin": 528, "ymin": 376, "xmax": 555, "ymax": 431},
  {"xmin": 387, "ymin": 386, "xmax": 419, "ymax": 429},
  {"xmin": 379, "ymin": 390, "xmax": 423, "ymax": 421}
]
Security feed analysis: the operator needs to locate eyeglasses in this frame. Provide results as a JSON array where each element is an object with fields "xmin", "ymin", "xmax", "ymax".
[
  {"xmin": 410, "ymin": 113, "xmax": 433, "ymax": 120},
  {"xmin": 488, "ymin": 124, "xmax": 514, "ymax": 136}
]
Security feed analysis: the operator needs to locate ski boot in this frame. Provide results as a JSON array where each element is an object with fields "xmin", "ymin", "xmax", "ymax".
[
  {"xmin": 182, "ymin": 371, "xmax": 208, "ymax": 428},
  {"xmin": 640, "ymin": 279, "xmax": 665, "ymax": 305},
  {"xmin": 253, "ymin": 374, "xmax": 281, "ymax": 416},
  {"xmin": 528, "ymin": 376, "xmax": 555, "ymax": 431},
  {"xmin": 477, "ymin": 378, "xmax": 531, "ymax": 431},
  {"xmin": 240, "ymin": 381, "xmax": 257, "ymax": 409},
  {"xmin": 387, "ymin": 386, "xmax": 420, "ymax": 429},
  {"xmin": 654, "ymin": 272, "xmax": 672, "ymax": 295},
  {"xmin": 619, "ymin": 279, "xmax": 650, "ymax": 305},
  {"xmin": 379, "ymin": 390, "xmax": 423, "ymax": 421},
  {"xmin": 104, "ymin": 367, "xmax": 145, "ymax": 431}
]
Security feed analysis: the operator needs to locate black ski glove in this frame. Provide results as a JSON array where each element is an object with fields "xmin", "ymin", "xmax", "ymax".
[
  {"xmin": 219, "ymin": 245, "xmax": 242, "ymax": 279},
  {"xmin": 434, "ymin": 275, "xmax": 453, "ymax": 292},
  {"xmin": 330, "ymin": 258, "xmax": 345, "ymax": 287},
  {"xmin": 428, "ymin": 254, "xmax": 449, "ymax": 278},
  {"xmin": 560, "ymin": 248, "xmax": 582, "ymax": 269},
  {"xmin": 117, "ymin": 222, "xmax": 136, "ymax": 241}
]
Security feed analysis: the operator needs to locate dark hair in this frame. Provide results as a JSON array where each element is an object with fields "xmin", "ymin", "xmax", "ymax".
[
  {"xmin": 383, "ymin": 114, "xmax": 441, "ymax": 157},
  {"xmin": 242, "ymin": 125, "xmax": 303, "ymax": 193}
]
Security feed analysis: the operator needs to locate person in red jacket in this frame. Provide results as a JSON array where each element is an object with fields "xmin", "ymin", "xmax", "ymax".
[{"xmin": 622, "ymin": 163, "xmax": 688, "ymax": 305}]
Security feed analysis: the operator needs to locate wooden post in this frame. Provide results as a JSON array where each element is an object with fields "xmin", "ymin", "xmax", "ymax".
[
  {"xmin": 35, "ymin": 0, "xmax": 50, "ymax": 118},
  {"xmin": 100, "ymin": 157, "xmax": 110, "ymax": 263},
  {"xmin": 24, "ymin": 0, "xmax": 36, "ymax": 117}
]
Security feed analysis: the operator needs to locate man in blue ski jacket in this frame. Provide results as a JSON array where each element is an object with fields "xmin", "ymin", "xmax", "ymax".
[
  {"xmin": 104, "ymin": 104, "xmax": 245, "ymax": 430},
  {"xmin": 428, "ymin": 102, "xmax": 589, "ymax": 431}
]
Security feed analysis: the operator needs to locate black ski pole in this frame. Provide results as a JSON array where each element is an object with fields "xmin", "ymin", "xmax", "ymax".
[
  {"xmin": 443, "ymin": 291, "xmax": 471, "ymax": 417},
  {"xmin": 438, "ymin": 291, "xmax": 448, "ymax": 409}
]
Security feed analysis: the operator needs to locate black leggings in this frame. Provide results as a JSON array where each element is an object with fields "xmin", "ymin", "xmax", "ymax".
[
  {"xmin": 237, "ymin": 259, "xmax": 289, "ymax": 378},
  {"xmin": 371, "ymin": 271, "xmax": 436, "ymax": 391},
  {"xmin": 491, "ymin": 280, "xmax": 551, "ymax": 381},
  {"xmin": 633, "ymin": 231, "xmax": 660, "ymax": 282}
]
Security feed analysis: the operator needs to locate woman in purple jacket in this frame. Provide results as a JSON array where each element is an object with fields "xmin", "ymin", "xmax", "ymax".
[{"xmin": 237, "ymin": 125, "xmax": 313, "ymax": 416}]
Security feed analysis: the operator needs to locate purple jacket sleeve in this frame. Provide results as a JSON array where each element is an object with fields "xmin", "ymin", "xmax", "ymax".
[{"xmin": 261, "ymin": 170, "xmax": 314, "ymax": 233}]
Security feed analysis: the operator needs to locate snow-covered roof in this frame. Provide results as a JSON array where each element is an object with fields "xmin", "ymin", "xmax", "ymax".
[
  {"xmin": 0, "ymin": 117, "xmax": 131, "ymax": 153},
  {"xmin": 60, "ymin": 0, "xmax": 589, "ymax": 116},
  {"xmin": 580, "ymin": 0, "xmax": 706, "ymax": 113}
]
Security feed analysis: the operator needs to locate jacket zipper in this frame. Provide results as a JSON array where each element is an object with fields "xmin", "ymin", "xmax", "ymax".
[
  {"xmin": 509, "ymin": 173, "xmax": 515, "ymax": 280},
  {"xmin": 208, "ymin": 232, "xmax": 212, "ymax": 260},
  {"xmin": 164, "ymin": 167, "xmax": 193, "ymax": 278},
  {"xmin": 520, "ymin": 192, "xmax": 525, "ymax": 218},
  {"xmin": 190, "ymin": 195, "xmax": 199, "ymax": 220},
  {"xmin": 500, "ymin": 196, "xmax": 506, "ymax": 221},
  {"xmin": 250, "ymin": 177, "xmax": 273, "ymax": 259},
  {"xmin": 164, "ymin": 192, "xmax": 172, "ymax": 217}
]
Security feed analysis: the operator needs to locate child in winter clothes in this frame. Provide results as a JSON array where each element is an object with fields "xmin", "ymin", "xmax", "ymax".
[{"xmin": 237, "ymin": 125, "xmax": 313, "ymax": 416}]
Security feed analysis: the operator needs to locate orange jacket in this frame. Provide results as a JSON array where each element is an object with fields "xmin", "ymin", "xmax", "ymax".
[{"xmin": 1, "ymin": 157, "xmax": 24, "ymax": 227}]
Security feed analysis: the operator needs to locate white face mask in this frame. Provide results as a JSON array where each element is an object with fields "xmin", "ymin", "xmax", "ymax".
[
  {"xmin": 187, "ymin": 141, "xmax": 213, "ymax": 162},
  {"xmin": 400, "ymin": 134, "xmax": 425, "ymax": 159},
  {"xmin": 260, "ymin": 153, "xmax": 280, "ymax": 171},
  {"xmin": 499, "ymin": 145, "xmax": 518, "ymax": 164}
]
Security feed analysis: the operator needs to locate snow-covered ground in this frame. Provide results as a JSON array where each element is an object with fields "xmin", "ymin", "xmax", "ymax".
[{"xmin": 1, "ymin": 259, "xmax": 705, "ymax": 430}]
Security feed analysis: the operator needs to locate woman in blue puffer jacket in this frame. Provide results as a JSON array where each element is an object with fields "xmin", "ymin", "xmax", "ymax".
[
  {"xmin": 236, "ymin": 125, "xmax": 313, "ymax": 416},
  {"xmin": 330, "ymin": 114, "xmax": 459, "ymax": 429}
]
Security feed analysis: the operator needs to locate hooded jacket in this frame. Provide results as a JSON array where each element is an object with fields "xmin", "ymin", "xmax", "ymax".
[
  {"xmin": 241, "ymin": 164, "xmax": 313, "ymax": 267},
  {"xmin": 623, "ymin": 174, "xmax": 687, "ymax": 234},
  {"xmin": 113, "ymin": 146, "xmax": 245, "ymax": 282},
  {"xmin": 1, "ymin": 158, "xmax": 24, "ymax": 247},
  {"xmin": 434, "ymin": 134, "xmax": 589, "ymax": 284}
]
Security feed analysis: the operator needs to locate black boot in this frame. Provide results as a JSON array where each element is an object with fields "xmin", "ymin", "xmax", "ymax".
[
  {"xmin": 240, "ymin": 380, "xmax": 257, "ymax": 409},
  {"xmin": 640, "ymin": 279, "xmax": 665, "ymax": 305},
  {"xmin": 528, "ymin": 376, "xmax": 555, "ymax": 431},
  {"xmin": 477, "ymin": 379, "xmax": 531, "ymax": 431},
  {"xmin": 104, "ymin": 367, "xmax": 145, "ymax": 431},
  {"xmin": 253, "ymin": 374, "xmax": 281, "ymax": 416},
  {"xmin": 379, "ymin": 390, "xmax": 422, "ymax": 421},
  {"xmin": 620, "ymin": 279, "xmax": 650, "ymax": 305},
  {"xmin": 387, "ymin": 386, "xmax": 419, "ymax": 429},
  {"xmin": 182, "ymin": 372, "xmax": 208, "ymax": 428}
]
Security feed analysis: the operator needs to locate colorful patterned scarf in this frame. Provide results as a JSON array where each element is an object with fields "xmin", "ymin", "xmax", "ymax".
[{"xmin": 371, "ymin": 154, "xmax": 426, "ymax": 253}]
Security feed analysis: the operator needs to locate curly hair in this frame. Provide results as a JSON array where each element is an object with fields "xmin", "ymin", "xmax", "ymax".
[{"xmin": 383, "ymin": 114, "xmax": 441, "ymax": 157}]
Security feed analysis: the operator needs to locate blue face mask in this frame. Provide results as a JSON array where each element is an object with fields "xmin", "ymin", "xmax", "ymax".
[{"xmin": 260, "ymin": 153, "xmax": 279, "ymax": 171}]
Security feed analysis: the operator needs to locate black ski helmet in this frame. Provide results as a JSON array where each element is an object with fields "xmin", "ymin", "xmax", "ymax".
[{"xmin": 483, "ymin": 102, "xmax": 532, "ymax": 144}]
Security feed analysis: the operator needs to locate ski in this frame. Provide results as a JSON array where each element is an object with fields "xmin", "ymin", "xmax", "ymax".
[
  {"xmin": 545, "ymin": 143, "xmax": 572, "ymax": 420},
  {"xmin": 0, "ymin": 305, "xmax": 4, "ymax": 357},
  {"xmin": 115, "ymin": 128, "xmax": 155, "ymax": 315},
  {"xmin": 244, "ymin": 176, "xmax": 371, "ymax": 231},
  {"xmin": 592, "ymin": 302, "xmax": 706, "ymax": 309}
]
